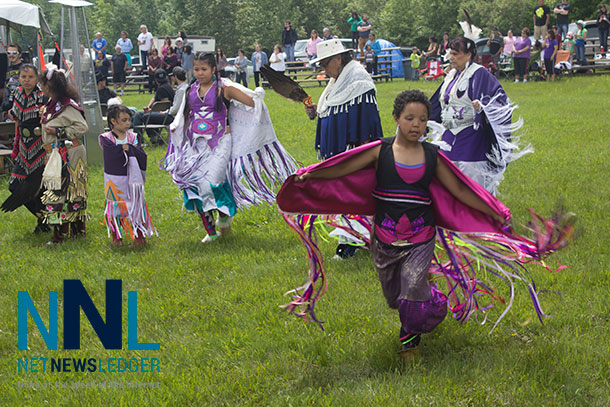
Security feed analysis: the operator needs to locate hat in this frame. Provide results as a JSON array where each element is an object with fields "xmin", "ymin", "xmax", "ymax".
[
  {"xmin": 154, "ymin": 69, "xmax": 168, "ymax": 83},
  {"xmin": 310, "ymin": 39, "xmax": 350, "ymax": 64},
  {"xmin": 576, "ymin": 20, "xmax": 585, "ymax": 28},
  {"xmin": 95, "ymin": 71, "xmax": 106, "ymax": 83}
]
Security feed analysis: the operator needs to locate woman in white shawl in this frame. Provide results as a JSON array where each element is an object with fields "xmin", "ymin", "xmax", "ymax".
[{"xmin": 305, "ymin": 39, "xmax": 383, "ymax": 257}]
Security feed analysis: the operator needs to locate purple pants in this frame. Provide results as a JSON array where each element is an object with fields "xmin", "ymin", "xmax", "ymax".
[{"xmin": 371, "ymin": 235, "xmax": 447, "ymax": 334}]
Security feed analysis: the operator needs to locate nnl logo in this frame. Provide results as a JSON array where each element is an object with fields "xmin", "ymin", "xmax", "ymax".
[{"xmin": 18, "ymin": 280, "xmax": 160, "ymax": 350}]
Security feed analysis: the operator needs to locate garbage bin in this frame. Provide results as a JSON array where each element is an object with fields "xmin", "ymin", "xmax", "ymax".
[{"xmin": 402, "ymin": 58, "xmax": 412, "ymax": 81}]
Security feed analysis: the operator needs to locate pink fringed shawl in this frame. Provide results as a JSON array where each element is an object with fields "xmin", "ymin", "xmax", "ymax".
[{"xmin": 277, "ymin": 140, "xmax": 572, "ymax": 331}]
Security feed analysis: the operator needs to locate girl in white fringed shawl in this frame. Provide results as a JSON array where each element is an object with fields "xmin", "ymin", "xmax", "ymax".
[{"xmin": 164, "ymin": 53, "xmax": 296, "ymax": 243}]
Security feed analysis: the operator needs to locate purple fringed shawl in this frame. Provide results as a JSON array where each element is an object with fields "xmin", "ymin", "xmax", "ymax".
[{"xmin": 277, "ymin": 140, "xmax": 573, "ymax": 331}]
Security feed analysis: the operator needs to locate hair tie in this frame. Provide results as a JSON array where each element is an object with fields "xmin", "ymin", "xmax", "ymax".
[
  {"xmin": 46, "ymin": 67, "xmax": 56, "ymax": 80},
  {"xmin": 466, "ymin": 42, "xmax": 471, "ymax": 49}
]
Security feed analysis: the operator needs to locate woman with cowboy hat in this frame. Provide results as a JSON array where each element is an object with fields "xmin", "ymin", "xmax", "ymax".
[{"xmin": 305, "ymin": 39, "xmax": 383, "ymax": 258}]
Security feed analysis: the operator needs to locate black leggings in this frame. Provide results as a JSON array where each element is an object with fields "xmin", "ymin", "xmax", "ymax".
[
  {"xmin": 514, "ymin": 57, "xmax": 528, "ymax": 77},
  {"xmin": 544, "ymin": 58, "xmax": 555, "ymax": 75}
]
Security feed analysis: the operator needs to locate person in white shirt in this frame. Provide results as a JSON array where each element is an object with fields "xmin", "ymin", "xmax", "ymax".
[
  {"xmin": 269, "ymin": 44, "xmax": 286, "ymax": 73},
  {"xmin": 137, "ymin": 25, "xmax": 153, "ymax": 69}
]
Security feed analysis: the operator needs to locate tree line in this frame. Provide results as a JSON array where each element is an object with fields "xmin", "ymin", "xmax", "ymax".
[{"xmin": 27, "ymin": 0, "xmax": 601, "ymax": 56}]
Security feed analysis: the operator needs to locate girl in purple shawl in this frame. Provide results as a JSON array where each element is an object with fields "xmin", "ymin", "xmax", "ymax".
[
  {"xmin": 100, "ymin": 105, "xmax": 156, "ymax": 246},
  {"xmin": 294, "ymin": 91, "xmax": 507, "ymax": 358}
]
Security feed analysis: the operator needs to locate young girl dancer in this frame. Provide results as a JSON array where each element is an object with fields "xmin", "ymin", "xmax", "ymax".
[
  {"xmin": 1, "ymin": 64, "xmax": 49, "ymax": 233},
  {"xmin": 164, "ymin": 53, "xmax": 296, "ymax": 242},
  {"xmin": 39, "ymin": 66, "xmax": 89, "ymax": 244},
  {"xmin": 100, "ymin": 105, "xmax": 156, "ymax": 246},
  {"xmin": 278, "ymin": 90, "xmax": 571, "ymax": 357}
]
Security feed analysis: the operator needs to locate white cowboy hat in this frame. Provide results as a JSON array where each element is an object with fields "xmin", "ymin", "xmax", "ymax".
[{"xmin": 310, "ymin": 39, "xmax": 350, "ymax": 64}]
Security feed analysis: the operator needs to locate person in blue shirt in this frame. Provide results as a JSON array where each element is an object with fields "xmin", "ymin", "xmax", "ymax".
[
  {"xmin": 116, "ymin": 31, "xmax": 134, "ymax": 65},
  {"xmin": 251, "ymin": 44, "xmax": 268, "ymax": 87},
  {"xmin": 365, "ymin": 33, "xmax": 382, "ymax": 75},
  {"xmin": 92, "ymin": 32, "xmax": 108, "ymax": 56}
]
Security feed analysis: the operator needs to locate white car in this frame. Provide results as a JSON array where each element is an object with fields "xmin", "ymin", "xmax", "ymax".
[
  {"xmin": 294, "ymin": 38, "xmax": 354, "ymax": 61},
  {"xmin": 224, "ymin": 57, "xmax": 253, "ymax": 81}
]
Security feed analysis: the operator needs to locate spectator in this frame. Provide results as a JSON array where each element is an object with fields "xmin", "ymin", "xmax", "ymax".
[
  {"xmin": 598, "ymin": 4, "xmax": 609, "ymax": 55},
  {"xmin": 574, "ymin": 20, "xmax": 588, "ymax": 66},
  {"xmin": 0, "ymin": 43, "xmax": 23, "ymax": 118},
  {"xmin": 111, "ymin": 45, "xmax": 128, "ymax": 96},
  {"xmin": 440, "ymin": 32, "xmax": 450, "ymax": 55},
  {"xmin": 251, "ymin": 44, "xmax": 268, "ymax": 87},
  {"xmin": 132, "ymin": 69, "xmax": 174, "ymax": 146},
  {"xmin": 147, "ymin": 48, "xmax": 162, "ymax": 93},
  {"xmin": 116, "ymin": 31, "xmax": 133, "ymax": 66},
  {"xmin": 282, "ymin": 21, "xmax": 297, "ymax": 62},
  {"xmin": 543, "ymin": 29, "xmax": 558, "ymax": 81},
  {"xmin": 96, "ymin": 71, "xmax": 121, "ymax": 105},
  {"xmin": 551, "ymin": 25, "xmax": 562, "ymax": 46},
  {"xmin": 216, "ymin": 48, "xmax": 228, "ymax": 77},
  {"xmin": 513, "ymin": 27, "xmax": 532, "ymax": 82},
  {"xmin": 307, "ymin": 30, "xmax": 322, "ymax": 60},
  {"xmin": 92, "ymin": 32, "xmax": 108, "ymax": 56},
  {"xmin": 410, "ymin": 47, "xmax": 421, "ymax": 80},
  {"xmin": 162, "ymin": 46, "xmax": 179, "ymax": 74},
  {"xmin": 270, "ymin": 44, "xmax": 286, "ymax": 73},
  {"xmin": 504, "ymin": 30, "xmax": 516, "ymax": 58},
  {"xmin": 174, "ymin": 38, "xmax": 184, "ymax": 64},
  {"xmin": 553, "ymin": 0, "xmax": 571, "ymax": 40},
  {"xmin": 562, "ymin": 31, "xmax": 575, "ymax": 62},
  {"xmin": 487, "ymin": 27, "xmax": 504, "ymax": 67},
  {"xmin": 94, "ymin": 51, "xmax": 111, "ymax": 79},
  {"xmin": 533, "ymin": 0, "xmax": 551, "ymax": 42},
  {"xmin": 178, "ymin": 31, "xmax": 188, "ymax": 46},
  {"xmin": 357, "ymin": 13, "xmax": 372, "ymax": 55},
  {"xmin": 363, "ymin": 44, "xmax": 375, "ymax": 73},
  {"xmin": 137, "ymin": 25, "xmax": 154, "ymax": 69},
  {"xmin": 424, "ymin": 36, "xmax": 439, "ymax": 60},
  {"xmin": 322, "ymin": 28, "xmax": 333, "ymax": 41},
  {"xmin": 348, "ymin": 12, "xmax": 362, "ymax": 50},
  {"xmin": 181, "ymin": 45, "xmax": 194, "ymax": 83},
  {"xmin": 365, "ymin": 33, "xmax": 382, "ymax": 75},
  {"xmin": 161, "ymin": 36, "xmax": 172, "ymax": 58},
  {"xmin": 235, "ymin": 49, "xmax": 249, "ymax": 87}
]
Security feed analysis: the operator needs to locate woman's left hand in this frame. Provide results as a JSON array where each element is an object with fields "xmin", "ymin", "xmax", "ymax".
[{"xmin": 472, "ymin": 100, "xmax": 481, "ymax": 112}]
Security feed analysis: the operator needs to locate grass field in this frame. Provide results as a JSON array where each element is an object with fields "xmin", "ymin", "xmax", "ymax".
[{"xmin": 1, "ymin": 76, "xmax": 609, "ymax": 406}]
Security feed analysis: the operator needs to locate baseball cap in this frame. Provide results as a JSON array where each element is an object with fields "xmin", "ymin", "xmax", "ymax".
[{"xmin": 154, "ymin": 69, "xmax": 168, "ymax": 82}]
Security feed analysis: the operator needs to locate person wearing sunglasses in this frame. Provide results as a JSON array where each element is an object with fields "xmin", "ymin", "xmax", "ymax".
[
  {"xmin": 305, "ymin": 39, "xmax": 383, "ymax": 258},
  {"xmin": 1, "ymin": 43, "xmax": 24, "ymax": 120}
]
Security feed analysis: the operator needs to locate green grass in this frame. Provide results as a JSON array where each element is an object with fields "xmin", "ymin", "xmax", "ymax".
[{"xmin": 1, "ymin": 76, "xmax": 610, "ymax": 406}]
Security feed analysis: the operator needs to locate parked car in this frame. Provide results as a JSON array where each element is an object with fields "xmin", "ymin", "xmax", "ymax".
[
  {"xmin": 294, "ymin": 38, "xmax": 354, "ymax": 61},
  {"xmin": 224, "ymin": 57, "xmax": 253, "ymax": 81}
]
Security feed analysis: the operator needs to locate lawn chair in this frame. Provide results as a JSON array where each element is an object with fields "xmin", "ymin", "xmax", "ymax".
[
  {"xmin": 421, "ymin": 59, "xmax": 444, "ymax": 80},
  {"xmin": 132, "ymin": 100, "xmax": 172, "ymax": 145}
]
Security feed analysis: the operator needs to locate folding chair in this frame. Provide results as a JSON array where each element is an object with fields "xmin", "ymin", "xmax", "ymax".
[
  {"xmin": 133, "ymin": 100, "xmax": 172, "ymax": 145},
  {"xmin": 422, "ymin": 59, "xmax": 444, "ymax": 80}
]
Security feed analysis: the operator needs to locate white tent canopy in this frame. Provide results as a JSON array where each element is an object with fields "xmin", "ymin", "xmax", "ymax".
[{"xmin": 0, "ymin": 0, "xmax": 52, "ymax": 35}]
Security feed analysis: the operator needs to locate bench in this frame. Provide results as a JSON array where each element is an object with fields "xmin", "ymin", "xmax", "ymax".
[{"xmin": 0, "ymin": 121, "xmax": 15, "ymax": 174}]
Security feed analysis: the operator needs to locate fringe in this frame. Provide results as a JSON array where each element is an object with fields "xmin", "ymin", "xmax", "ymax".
[
  {"xmin": 229, "ymin": 140, "xmax": 298, "ymax": 208},
  {"xmin": 281, "ymin": 209, "xmax": 574, "ymax": 331},
  {"xmin": 42, "ymin": 148, "xmax": 62, "ymax": 191}
]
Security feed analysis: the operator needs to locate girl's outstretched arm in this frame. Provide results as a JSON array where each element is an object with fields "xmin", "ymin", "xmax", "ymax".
[
  {"xmin": 435, "ymin": 157, "xmax": 506, "ymax": 224},
  {"xmin": 295, "ymin": 145, "xmax": 380, "ymax": 182},
  {"xmin": 224, "ymin": 86, "xmax": 255, "ymax": 107}
]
